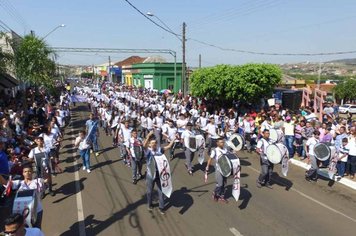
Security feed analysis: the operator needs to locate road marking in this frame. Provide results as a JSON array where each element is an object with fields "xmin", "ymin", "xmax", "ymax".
[
  {"xmin": 229, "ymin": 227, "xmax": 243, "ymax": 236},
  {"xmin": 247, "ymin": 166, "xmax": 356, "ymax": 223},
  {"xmin": 70, "ymin": 111, "xmax": 86, "ymax": 236}
]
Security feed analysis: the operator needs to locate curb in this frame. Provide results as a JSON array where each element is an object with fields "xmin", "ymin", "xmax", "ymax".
[{"xmin": 290, "ymin": 159, "xmax": 356, "ymax": 191}]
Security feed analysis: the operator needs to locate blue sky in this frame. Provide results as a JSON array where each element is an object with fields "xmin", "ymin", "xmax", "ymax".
[{"xmin": 1, "ymin": 0, "xmax": 356, "ymax": 66}]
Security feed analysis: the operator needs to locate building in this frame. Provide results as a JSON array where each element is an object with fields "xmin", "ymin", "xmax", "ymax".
[
  {"xmin": 114, "ymin": 56, "xmax": 146, "ymax": 84},
  {"xmin": 0, "ymin": 31, "xmax": 21, "ymax": 93},
  {"xmin": 130, "ymin": 62, "xmax": 182, "ymax": 93}
]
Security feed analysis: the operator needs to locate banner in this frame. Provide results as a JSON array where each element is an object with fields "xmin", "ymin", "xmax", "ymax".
[
  {"xmin": 231, "ymin": 158, "xmax": 240, "ymax": 202},
  {"xmin": 328, "ymin": 154, "xmax": 338, "ymax": 179},
  {"xmin": 154, "ymin": 154, "xmax": 173, "ymax": 198},
  {"xmin": 281, "ymin": 155, "xmax": 289, "ymax": 177}
]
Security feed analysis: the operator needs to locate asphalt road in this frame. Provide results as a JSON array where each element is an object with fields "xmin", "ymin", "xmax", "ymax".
[{"xmin": 41, "ymin": 104, "xmax": 356, "ymax": 236}]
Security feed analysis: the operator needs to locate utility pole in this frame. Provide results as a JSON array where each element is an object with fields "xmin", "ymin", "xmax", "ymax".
[
  {"xmin": 182, "ymin": 22, "xmax": 186, "ymax": 96},
  {"xmin": 108, "ymin": 56, "xmax": 112, "ymax": 82},
  {"xmin": 199, "ymin": 54, "xmax": 201, "ymax": 68}
]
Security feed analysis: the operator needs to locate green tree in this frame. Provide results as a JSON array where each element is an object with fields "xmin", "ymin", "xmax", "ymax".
[
  {"xmin": 189, "ymin": 63, "xmax": 282, "ymax": 102},
  {"xmin": 333, "ymin": 78, "xmax": 356, "ymax": 101},
  {"xmin": 14, "ymin": 34, "xmax": 56, "ymax": 88}
]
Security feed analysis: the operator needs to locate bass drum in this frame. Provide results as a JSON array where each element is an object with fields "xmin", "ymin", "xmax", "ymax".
[
  {"xmin": 275, "ymin": 143, "xmax": 288, "ymax": 159},
  {"xmin": 266, "ymin": 144, "xmax": 283, "ymax": 164},
  {"xmin": 217, "ymin": 154, "xmax": 232, "ymax": 177},
  {"xmin": 314, "ymin": 143, "xmax": 331, "ymax": 161},
  {"xmin": 226, "ymin": 133, "xmax": 245, "ymax": 152},
  {"xmin": 269, "ymin": 128, "xmax": 284, "ymax": 143}
]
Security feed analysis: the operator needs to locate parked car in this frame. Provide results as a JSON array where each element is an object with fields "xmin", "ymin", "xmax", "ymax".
[{"xmin": 339, "ymin": 104, "xmax": 356, "ymax": 114}]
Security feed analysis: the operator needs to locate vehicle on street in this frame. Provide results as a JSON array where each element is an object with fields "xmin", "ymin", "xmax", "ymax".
[{"xmin": 339, "ymin": 104, "xmax": 356, "ymax": 114}]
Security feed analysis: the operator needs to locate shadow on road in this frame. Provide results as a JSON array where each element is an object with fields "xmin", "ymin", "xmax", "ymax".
[
  {"xmin": 272, "ymin": 172, "xmax": 293, "ymax": 191},
  {"xmin": 165, "ymin": 187, "xmax": 207, "ymax": 215},
  {"xmin": 52, "ymin": 177, "xmax": 87, "ymax": 204},
  {"xmin": 60, "ymin": 196, "xmax": 147, "ymax": 236}
]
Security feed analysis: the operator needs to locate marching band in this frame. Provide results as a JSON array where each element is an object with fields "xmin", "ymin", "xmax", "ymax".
[{"xmin": 79, "ymin": 85, "xmax": 355, "ymax": 214}]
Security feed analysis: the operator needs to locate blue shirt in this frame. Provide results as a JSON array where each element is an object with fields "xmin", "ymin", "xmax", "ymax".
[
  {"xmin": 0, "ymin": 151, "xmax": 9, "ymax": 175},
  {"xmin": 335, "ymin": 133, "xmax": 348, "ymax": 152}
]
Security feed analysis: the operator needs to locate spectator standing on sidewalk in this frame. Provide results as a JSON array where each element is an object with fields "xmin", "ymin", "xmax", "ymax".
[{"xmin": 283, "ymin": 116, "xmax": 295, "ymax": 158}]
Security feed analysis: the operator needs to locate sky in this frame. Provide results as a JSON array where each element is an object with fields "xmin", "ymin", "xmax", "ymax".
[{"xmin": 1, "ymin": 0, "xmax": 356, "ymax": 67}]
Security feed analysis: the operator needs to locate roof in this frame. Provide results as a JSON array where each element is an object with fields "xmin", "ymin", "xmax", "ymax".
[
  {"xmin": 0, "ymin": 73, "xmax": 19, "ymax": 89},
  {"xmin": 143, "ymin": 56, "xmax": 167, "ymax": 63},
  {"xmin": 114, "ymin": 56, "xmax": 147, "ymax": 67},
  {"xmin": 308, "ymin": 83, "xmax": 336, "ymax": 93}
]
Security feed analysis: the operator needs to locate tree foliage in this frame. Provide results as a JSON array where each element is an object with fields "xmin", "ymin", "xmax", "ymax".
[
  {"xmin": 333, "ymin": 78, "xmax": 356, "ymax": 101},
  {"xmin": 14, "ymin": 34, "xmax": 56, "ymax": 88},
  {"xmin": 190, "ymin": 64, "xmax": 282, "ymax": 102}
]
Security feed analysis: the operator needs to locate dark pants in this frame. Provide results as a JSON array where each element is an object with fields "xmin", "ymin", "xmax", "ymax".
[
  {"xmin": 131, "ymin": 158, "xmax": 142, "ymax": 180},
  {"xmin": 34, "ymin": 210, "xmax": 43, "ymax": 229},
  {"xmin": 337, "ymin": 161, "xmax": 346, "ymax": 176},
  {"xmin": 146, "ymin": 177, "xmax": 165, "ymax": 209},
  {"xmin": 214, "ymin": 171, "xmax": 227, "ymax": 198},
  {"xmin": 348, "ymin": 155, "xmax": 356, "ymax": 175},
  {"xmin": 258, "ymin": 161, "xmax": 274, "ymax": 185}
]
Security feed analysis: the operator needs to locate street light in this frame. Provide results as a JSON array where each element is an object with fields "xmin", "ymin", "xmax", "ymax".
[
  {"xmin": 146, "ymin": 12, "xmax": 186, "ymax": 95},
  {"xmin": 146, "ymin": 12, "xmax": 181, "ymax": 42},
  {"xmin": 42, "ymin": 24, "xmax": 66, "ymax": 40}
]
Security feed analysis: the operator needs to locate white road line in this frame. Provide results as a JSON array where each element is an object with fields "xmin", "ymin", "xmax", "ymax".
[
  {"xmin": 247, "ymin": 166, "xmax": 356, "ymax": 223},
  {"xmin": 70, "ymin": 111, "xmax": 86, "ymax": 236},
  {"xmin": 229, "ymin": 227, "xmax": 243, "ymax": 236}
]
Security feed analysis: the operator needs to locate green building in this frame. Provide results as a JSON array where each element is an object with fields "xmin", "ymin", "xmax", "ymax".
[{"xmin": 130, "ymin": 63, "xmax": 182, "ymax": 93}]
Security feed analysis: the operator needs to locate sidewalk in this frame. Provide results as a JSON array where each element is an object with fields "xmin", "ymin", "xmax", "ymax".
[{"xmin": 290, "ymin": 159, "xmax": 356, "ymax": 191}]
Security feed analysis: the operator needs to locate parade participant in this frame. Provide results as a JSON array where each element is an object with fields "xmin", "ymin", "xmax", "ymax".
[
  {"xmin": 118, "ymin": 120, "xmax": 132, "ymax": 166},
  {"xmin": 74, "ymin": 130, "xmax": 92, "ymax": 173},
  {"xmin": 3, "ymin": 164, "xmax": 46, "ymax": 228},
  {"xmin": 181, "ymin": 122, "xmax": 197, "ymax": 175},
  {"xmin": 143, "ymin": 131, "xmax": 174, "ymax": 214},
  {"xmin": 241, "ymin": 114, "xmax": 254, "ymax": 152},
  {"xmin": 153, "ymin": 111, "xmax": 164, "ymax": 147},
  {"xmin": 255, "ymin": 129, "xmax": 273, "ymax": 189},
  {"xmin": 206, "ymin": 116, "xmax": 218, "ymax": 154},
  {"xmin": 85, "ymin": 113, "xmax": 100, "ymax": 157},
  {"xmin": 128, "ymin": 129, "xmax": 144, "ymax": 184},
  {"xmin": 205, "ymin": 138, "xmax": 229, "ymax": 203},
  {"xmin": 39, "ymin": 126, "xmax": 62, "ymax": 175},
  {"xmin": 4, "ymin": 213, "xmax": 44, "ymax": 236},
  {"xmin": 162, "ymin": 119, "xmax": 179, "ymax": 160},
  {"xmin": 305, "ymin": 130, "xmax": 321, "ymax": 182},
  {"xmin": 27, "ymin": 137, "xmax": 54, "ymax": 196}
]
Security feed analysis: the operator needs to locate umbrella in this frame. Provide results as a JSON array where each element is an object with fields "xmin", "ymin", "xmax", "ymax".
[{"xmin": 160, "ymin": 89, "xmax": 172, "ymax": 94}]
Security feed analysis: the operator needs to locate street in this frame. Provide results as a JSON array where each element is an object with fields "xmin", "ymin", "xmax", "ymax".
[{"xmin": 42, "ymin": 104, "xmax": 356, "ymax": 236}]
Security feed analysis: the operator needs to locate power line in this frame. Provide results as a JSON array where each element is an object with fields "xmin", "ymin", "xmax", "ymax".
[
  {"xmin": 122, "ymin": 0, "xmax": 181, "ymax": 37},
  {"xmin": 188, "ymin": 38, "xmax": 356, "ymax": 56},
  {"xmin": 0, "ymin": 19, "xmax": 12, "ymax": 32},
  {"xmin": 121, "ymin": 0, "xmax": 356, "ymax": 57},
  {"xmin": 2, "ymin": 0, "xmax": 30, "ymax": 29},
  {"xmin": 0, "ymin": 0, "xmax": 28, "ymax": 31}
]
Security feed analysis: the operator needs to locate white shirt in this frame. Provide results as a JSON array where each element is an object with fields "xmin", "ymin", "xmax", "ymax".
[
  {"xmin": 39, "ymin": 133, "xmax": 55, "ymax": 149},
  {"xmin": 346, "ymin": 139, "xmax": 356, "ymax": 156},
  {"xmin": 306, "ymin": 137, "xmax": 319, "ymax": 155},
  {"xmin": 146, "ymin": 117, "xmax": 153, "ymax": 130},
  {"xmin": 153, "ymin": 116, "xmax": 164, "ymax": 130},
  {"xmin": 12, "ymin": 178, "xmax": 44, "ymax": 213},
  {"xmin": 140, "ymin": 116, "xmax": 147, "ymax": 128},
  {"xmin": 205, "ymin": 123, "xmax": 217, "ymax": 137},
  {"xmin": 75, "ymin": 136, "xmax": 90, "ymax": 150},
  {"xmin": 120, "ymin": 125, "xmax": 132, "ymax": 147},
  {"xmin": 181, "ymin": 129, "xmax": 193, "ymax": 148}
]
